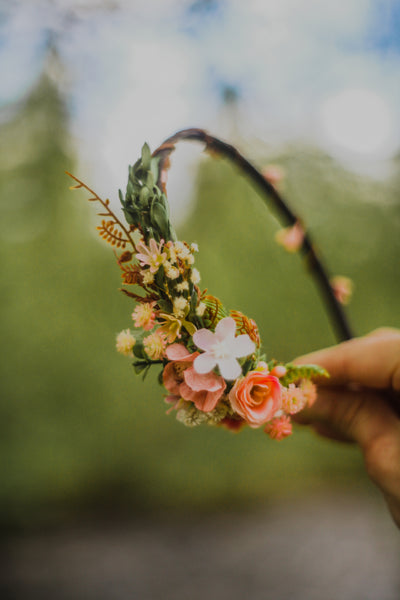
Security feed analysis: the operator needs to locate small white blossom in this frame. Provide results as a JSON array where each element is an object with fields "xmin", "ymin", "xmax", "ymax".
[
  {"xmin": 173, "ymin": 296, "xmax": 188, "ymax": 317},
  {"xmin": 142, "ymin": 270, "xmax": 155, "ymax": 285},
  {"xmin": 196, "ymin": 302, "xmax": 206, "ymax": 317},
  {"xmin": 164, "ymin": 261, "xmax": 180, "ymax": 280},
  {"xmin": 190, "ymin": 268, "xmax": 201, "ymax": 284},
  {"xmin": 174, "ymin": 241, "xmax": 191, "ymax": 260},
  {"xmin": 166, "ymin": 243, "xmax": 177, "ymax": 264},
  {"xmin": 176, "ymin": 281, "xmax": 189, "ymax": 292},
  {"xmin": 116, "ymin": 329, "xmax": 136, "ymax": 357}
]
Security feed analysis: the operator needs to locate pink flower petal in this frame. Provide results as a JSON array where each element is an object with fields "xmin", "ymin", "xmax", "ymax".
[
  {"xmin": 165, "ymin": 394, "xmax": 180, "ymax": 405},
  {"xmin": 217, "ymin": 357, "xmax": 241, "ymax": 380},
  {"xmin": 231, "ymin": 334, "xmax": 255, "ymax": 358},
  {"xmin": 179, "ymin": 381, "xmax": 200, "ymax": 403},
  {"xmin": 149, "ymin": 239, "xmax": 158, "ymax": 253},
  {"xmin": 193, "ymin": 353, "xmax": 217, "ymax": 374},
  {"xmin": 215, "ymin": 317, "xmax": 236, "ymax": 341},
  {"xmin": 197, "ymin": 389, "xmax": 223, "ymax": 412},
  {"xmin": 162, "ymin": 362, "xmax": 181, "ymax": 395},
  {"xmin": 184, "ymin": 367, "xmax": 226, "ymax": 393},
  {"xmin": 192, "ymin": 328, "xmax": 216, "ymax": 351},
  {"xmin": 180, "ymin": 382, "xmax": 223, "ymax": 412},
  {"xmin": 165, "ymin": 343, "xmax": 191, "ymax": 360}
]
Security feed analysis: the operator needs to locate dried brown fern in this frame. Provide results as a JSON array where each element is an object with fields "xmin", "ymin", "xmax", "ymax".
[
  {"xmin": 66, "ymin": 172, "xmax": 136, "ymax": 252},
  {"xmin": 97, "ymin": 219, "xmax": 130, "ymax": 249}
]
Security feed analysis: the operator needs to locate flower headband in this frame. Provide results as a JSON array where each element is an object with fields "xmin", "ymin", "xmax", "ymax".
[{"xmin": 67, "ymin": 131, "xmax": 345, "ymax": 440}]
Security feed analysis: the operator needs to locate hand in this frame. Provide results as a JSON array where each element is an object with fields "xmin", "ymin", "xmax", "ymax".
[{"xmin": 294, "ymin": 328, "xmax": 400, "ymax": 528}]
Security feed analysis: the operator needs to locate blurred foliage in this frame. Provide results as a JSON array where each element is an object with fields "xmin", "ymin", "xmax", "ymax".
[{"xmin": 1, "ymin": 69, "xmax": 399, "ymax": 530}]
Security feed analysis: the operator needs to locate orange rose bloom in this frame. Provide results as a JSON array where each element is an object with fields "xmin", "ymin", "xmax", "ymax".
[{"xmin": 229, "ymin": 371, "xmax": 282, "ymax": 428}]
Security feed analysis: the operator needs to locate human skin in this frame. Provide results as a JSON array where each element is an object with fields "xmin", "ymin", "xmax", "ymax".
[{"xmin": 293, "ymin": 328, "xmax": 400, "ymax": 528}]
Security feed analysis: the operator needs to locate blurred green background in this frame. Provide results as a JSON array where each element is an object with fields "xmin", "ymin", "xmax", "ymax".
[{"xmin": 1, "ymin": 64, "xmax": 399, "ymax": 531}]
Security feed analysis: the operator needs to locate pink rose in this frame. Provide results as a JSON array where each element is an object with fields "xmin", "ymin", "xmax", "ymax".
[
  {"xmin": 163, "ymin": 344, "xmax": 226, "ymax": 413},
  {"xmin": 229, "ymin": 371, "xmax": 282, "ymax": 428}
]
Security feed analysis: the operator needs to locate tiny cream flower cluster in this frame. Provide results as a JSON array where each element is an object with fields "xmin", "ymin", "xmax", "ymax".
[
  {"xmin": 116, "ymin": 237, "xmax": 202, "ymax": 361},
  {"xmin": 115, "ymin": 329, "xmax": 136, "ymax": 357}
]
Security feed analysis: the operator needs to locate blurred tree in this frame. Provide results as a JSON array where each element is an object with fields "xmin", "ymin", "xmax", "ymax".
[{"xmin": 1, "ymin": 48, "xmax": 398, "ymax": 530}]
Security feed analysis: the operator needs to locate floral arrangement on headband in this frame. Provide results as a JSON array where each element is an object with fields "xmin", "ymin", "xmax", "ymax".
[{"xmin": 68, "ymin": 129, "xmax": 355, "ymax": 440}]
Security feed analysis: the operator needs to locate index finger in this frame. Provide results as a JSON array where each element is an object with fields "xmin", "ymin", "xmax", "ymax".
[{"xmin": 294, "ymin": 329, "xmax": 400, "ymax": 391}]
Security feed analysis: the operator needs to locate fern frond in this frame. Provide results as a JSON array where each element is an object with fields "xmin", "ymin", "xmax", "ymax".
[
  {"xmin": 119, "ymin": 262, "xmax": 142, "ymax": 285},
  {"xmin": 66, "ymin": 171, "xmax": 136, "ymax": 251},
  {"xmin": 202, "ymin": 295, "xmax": 229, "ymax": 330},
  {"xmin": 120, "ymin": 288, "xmax": 157, "ymax": 302},
  {"xmin": 281, "ymin": 363, "xmax": 329, "ymax": 386},
  {"xmin": 97, "ymin": 220, "xmax": 131, "ymax": 249},
  {"xmin": 230, "ymin": 309, "xmax": 261, "ymax": 346}
]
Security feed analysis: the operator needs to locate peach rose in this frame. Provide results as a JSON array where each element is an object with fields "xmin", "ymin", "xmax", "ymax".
[{"xmin": 229, "ymin": 371, "xmax": 282, "ymax": 428}]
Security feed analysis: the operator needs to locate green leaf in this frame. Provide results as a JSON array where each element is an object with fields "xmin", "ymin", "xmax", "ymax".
[
  {"xmin": 146, "ymin": 170, "xmax": 155, "ymax": 189},
  {"xmin": 157, "ymin": 298, "xmax": 172, "ymax": 313},
  {"xmin": 154, "ymin": 264, "xmax": 165, "ymax": 288},
  {"xmin": 123, "ymin": 206, "xmax": 140, "ymax": 225},
  {"xmin": 189, "ymin": 286, "xmax": 198, "ymax": 313},
  {"xmin": 150, "ymin": 201, "xmax": 170, "ymax": 239},
  {"xmin": 132, "ymin": 341, "xmax": 147, "ymax": 360},
  {"xmin": 133, "ymin": 361, "xmax": 148, "ymax": 375},
  {"xmin": 150, "ymin": 156, "xmax": 160, "ymax": 180},
  {"xmin": 132, "ymin": 361, "xmax": 152, "ymax": 380},
  {"xmin": 158, "ymin": 192, "xmax": 169, "ymax": 214},
  {"xmin": 241, "ymin": 356, "xmax": 257, "ymax": 377},
  {"xmin": 139, "ymin": 186, "xmax": 150, "ymax": 206},
  {"xmin": 141, "ymin": 143, "xmax": 151, "ymax": 170},
  {"xmin": 183, "ymin": 320, "xmax": 197, "ymax": 336},
  {"xmin": 126, "ymin": 180, "xmax": 134, "ymax": 198}
]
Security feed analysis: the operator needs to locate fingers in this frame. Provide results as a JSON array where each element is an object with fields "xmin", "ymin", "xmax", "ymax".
[
  {"xmin": 293, "ymin": 328, "xmax": 400, "ymax": 529},
  {"xmin": 294, "ymin": 329, "xmax": 400, "ymax": 391},
  {"xmin": 294, "ymin": 386, "xmax": 400, "ymax": 450}
]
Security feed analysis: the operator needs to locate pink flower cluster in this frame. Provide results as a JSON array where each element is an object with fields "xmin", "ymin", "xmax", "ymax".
[{"xmin": 160, "ymin": 317, "xmax": 317, "ymax": 439}]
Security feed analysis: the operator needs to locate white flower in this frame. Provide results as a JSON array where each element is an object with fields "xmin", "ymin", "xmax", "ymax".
[
  {"xmin": 116, "ymin": 329, "xmax": 136, "ymax": 357},
  {"xmin": 142, "ymin": 271, "xmax": 154, "ymax": 285},
  {"xmin": 176, "ymin": 281, "xmax": 189, "ymax": 292},
  {"xmin": 196, "ymin": 302, "xmax": 206, "ymax": 317},
  {"xmin": 192, "ymin": 317, "xmax": 255, "ymax": 380},
  {"xmin": 174, "ymin": 240, "xmax": 191, "ymax": 260},
  {"xmin": 173, "ymin": 296, "xmax": 188, "ymax": 317},
  {"xmin": 164, "ymin": 261, "xmax": 180, "ymax": 280},
  {"xmin": 190, "ymin": 268, "xmax": 201, "ymax": 284}
]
